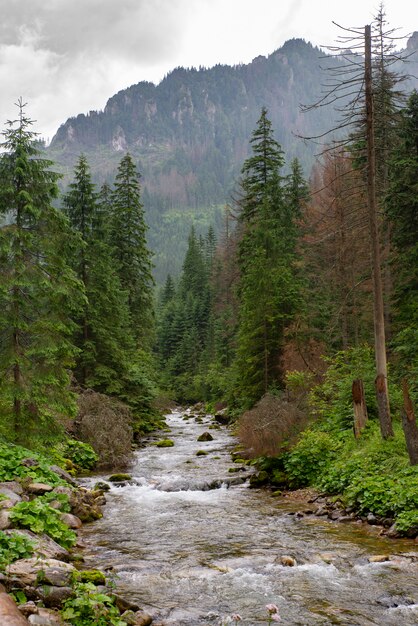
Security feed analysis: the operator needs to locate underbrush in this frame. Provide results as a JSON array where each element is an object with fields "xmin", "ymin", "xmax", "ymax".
[{"xmin": 245, "ymin": 346, "xmax": 418, "ymax": 536}]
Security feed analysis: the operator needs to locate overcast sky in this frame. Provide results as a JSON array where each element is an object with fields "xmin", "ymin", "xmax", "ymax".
[{"xmin": 1, "ymin": 0, "xmax": 417, "ymax": 142}]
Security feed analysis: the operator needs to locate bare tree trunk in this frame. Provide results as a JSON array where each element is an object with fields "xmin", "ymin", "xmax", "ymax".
[
  {"xmin": 352, "ymin": 379, "xmax": 368, "ymax": 438},
  {"xmin": 364, "ymin": 24, "xmax": 393, "ymax": 438},
  {"xmin": 401, "ymin": 379, "xmax": 418, "ymax": 465}
]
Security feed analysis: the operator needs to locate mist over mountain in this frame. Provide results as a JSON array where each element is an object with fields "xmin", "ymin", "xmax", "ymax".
[{"xmin": 47, "ymin": 35, "xmax": 418, "ymax": 281}]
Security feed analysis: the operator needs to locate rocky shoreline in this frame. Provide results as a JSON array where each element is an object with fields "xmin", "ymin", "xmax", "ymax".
[{"xmin": 0, "ymin": 462, "xmax": 153, "ymax": 626}]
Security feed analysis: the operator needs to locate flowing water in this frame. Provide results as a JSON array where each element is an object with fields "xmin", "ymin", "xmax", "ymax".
[{"xmin": 80, "ymin": 410, "xmax": 418, "ymax": 625}]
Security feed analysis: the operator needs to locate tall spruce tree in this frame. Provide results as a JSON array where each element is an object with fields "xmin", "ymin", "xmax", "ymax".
[
  {"xmin": 63, "ymin": 156, "xmax": 135, "ymax": 396},
  {"xmin": 0, "ymin": 102, "xmax": 81, "ymax": 444},
  {"xmin": 235, "ymin": 108, "xmax": 302, "ymax": 405},
  {"xmin": 110, "ymin": 153, "xmax": 154, "ymax": 345}
]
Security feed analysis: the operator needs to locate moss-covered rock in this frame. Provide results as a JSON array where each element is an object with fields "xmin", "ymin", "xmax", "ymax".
[
  {"xmin": 108, "ymin": 473, "xmax": 132, "ymax": 482},
  {"xmin": 249, "ymin": 471, "xmax": 269, "ymax": 488},
  {"xmin": 196, "ymin": 450, "xmax": 208, "ymax": 457},
  {"xmin": 155, "ymin": 439, "xmax": 174, "ymax": 448},
  {"xmin": 76, "ymin": 569, "xmax": 107, "ymax": 585}
]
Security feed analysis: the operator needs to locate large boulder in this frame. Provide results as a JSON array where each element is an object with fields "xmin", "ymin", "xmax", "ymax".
[
  {"xmin": 4, "ymin": 530, "xmax": 70, "ymax": 561},
  {"xmin": 6, "ymin": 558, "xmax": 75, "ymax": 587},
  {"xmin": 69, "ymin": 488, "xmax": 103, "ymax": 523}
]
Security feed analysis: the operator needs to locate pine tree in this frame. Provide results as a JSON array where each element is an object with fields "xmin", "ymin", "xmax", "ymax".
[
  {"xmin": 235, "ymin": 108, "xmax": 302, "ymax": 404},
  {"xmin": 110, "ymin": 153, "xmax": 154, "ymax": 345},
  {"xmin": 386, "ymin": 90, "xmax": 418, "ymax": 388},
  {"xmin": 63, "ymin": 155, "xmax": 135, "ymax": 395},
  {"xmin": 0, "ymin": 101, "xmax": 81, "ymax": 444}
]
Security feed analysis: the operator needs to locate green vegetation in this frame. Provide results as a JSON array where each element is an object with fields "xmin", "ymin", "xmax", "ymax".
[
  {"xmin": 63, "ymin": 439, "xmax": 99, "ymax": 471},
  {"xmin": 61, "ymin": 582, "xmax": 127, "ymax": 626},
  {"xmin": 0, "ymin": 531, "xmax": 35, "ymax": 570},
  {"xmin": 0, "ymin": 441, "xmax": 66, "ymax": 485},
  {"xmin": 9, "ymin": 499, "xmax": 77, "ymax": 548}
]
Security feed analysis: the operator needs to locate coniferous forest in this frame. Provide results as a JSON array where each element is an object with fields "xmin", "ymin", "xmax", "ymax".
[{"xmin": 0, "ymin": 9, "xmax": 418, "ymax": 626}]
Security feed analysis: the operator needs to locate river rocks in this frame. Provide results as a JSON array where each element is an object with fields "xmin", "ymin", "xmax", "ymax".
[
  {"xmin": 69, "ymin": 487, "xmax": 103, "ymax": 522},
  {"xmin": 155, "ymin": 439, "xmax": 175, "ymax": 447},
  {"xmin": 48, "ymin": 465, "xmax": 78, "ymax": 487},
  {"xmin": 121, "ymin": 610, "xmax": 153, "ymax": 625},
  {"xmin": 26, "ymin": 483, "xmax": 54, "ymax": 496},
  {"xmin": 28, "ymin": 608, "xmax": 70, "ymax": 625},
  {"xmin": 249, "ymin": 471, "xmax": 269, "ymax": 488},
  {"xmin": 112, "ymin": 593, "xmax": 141, "ymax": 612},
  {"xmin": 279, "ymin": 555, "xmax": 297, "ymax": 567},
  {"xmin": 6, "ymin": 558, "xmax": 76, "ymax": 587},
  {"xmin": 214, "ymin": 413, "xmax": 230, "ymax": 425},
  {"xmin": 4, "ymin": 530, "xmax": 70, "ymax": 561},
  {"xmin": 196, "ymin": 450, "xmax": 208, "ymax": 456},
  {"xmin": 60, "ymin": 513, "xmax": 82, "ymax": 529},
  {"xmin": 94, "ymin": 481, "xmax": 111, "ymax": 492},
  {"xmin": 197, "ymin": 432, "xmax": 213, "ymax": 442},
  {"xmin": 36, "ymin": 585, "xmax": 74, "ymax": 608},
  {"xmin": 0, "ymin": 509, "xmax": 12, "ymax": 530},
  {"xmin": 368, "ymin": 554, "xmax": 390, "ymax": 563},
  {"xmin": 108, "ymin": 473, "xmax": 132, "ymax": 482}
]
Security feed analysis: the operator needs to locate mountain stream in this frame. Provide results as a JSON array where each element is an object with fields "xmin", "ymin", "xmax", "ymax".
[{"xmin": 80, "ymin": 409, "xmax": 418, "ymax": 625}]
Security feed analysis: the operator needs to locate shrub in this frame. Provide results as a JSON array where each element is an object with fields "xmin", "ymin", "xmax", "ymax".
[
  {"xmin": 9, "ymin": 500, "xmax": 77, "ymax": 549},
  {"xmin": 237, "ymin": 393, "xmax": 310, "ymax": 458},
  {"xmin": 61, "ymin": 582, "xmax": 126, "ymax": 626},
  {"xmin": 0, "ymin": 531, "xmax": 35, "ymax": 570},
  {"xmin": 284, "ymin": 429, "xmax": 340, "ymax": 487},
  {"xmin": 75, "ymin": 390, "xmax": 133, "ymax": 469},
  {"xmin": 63, "ymin": 439, "xmax": 98, "ymax": 471}
]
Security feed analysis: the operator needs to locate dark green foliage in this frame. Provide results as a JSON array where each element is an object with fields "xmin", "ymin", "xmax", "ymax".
[
  {"xmin": 386, "ymin": 90, "xmax": 418, "ymax": 398},
  {"xmin": 234, "ymin": 109, "xmax": 304, "ymax": 405},
  {"xmin": 63, "ymin": 439, "xmax": 99, "ymax": 471},
  {"xmin": 0, "ymin": 531, "xmax": 35, "ymax": 570},
  {"xmin": 61, "ymin": 582, "xmax": 126, "ymax": 626},
  {"xmin": 0, "ymin": 441, "xmax": 66, "ymax": 485},
  {"xmin": 9, "ymin": 499, "xmax": 77, "ymax": 548},
  {"xmin": 110, "ymin": 153, "xmax": 154, "ymax": 345},
  {"xmin": 0, "ymin": 102, "xmax": 82, "ymax": 444}
]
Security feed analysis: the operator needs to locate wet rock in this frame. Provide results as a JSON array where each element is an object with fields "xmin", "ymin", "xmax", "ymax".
[
  {"xmin": 249, "ymin": 471, "xmax": 269, "ymax": 488},
  {"xmin": 28, "ymin": 607, "xmax": 69, "ymax": 625},
  {"xmin": 315, "ymin": 506, "xmax": 328, "ymax": 516},
  {"xmin": 69, "ymin": 488, "xmax": 103, "ymax": 522},
  {"xmin": 328, "ymin": 510, "xmax": 341, "ymax": 521},
  {"xmin": 385, "ymin": 524, "xmax": 402, "ymax": 539},
  {"xmin": 49, "ymin": 465, "xmax": 78, "ymax": 487},
  {"xmin": 214, "ymin": 413, "xmax": 230, "ymax": 425},
  {"xmin": 121, "ymin": 610, "xmax": 153, "ymax": 626},
  {"xmin": 108, "ymin": 473, "xmax": 132, "ymax": 482},
  {"xmin": 196, "ymin": 450, "xmax": 208, "ymax": 456},
  {"xmin": 112, "ymin": 593, "xmax": 141, "ymax": 612},
  {"xmin": 368, "ymin": 554, "xmax": 390, "ymax": 563},
  {"xmin": 60, "ymin": 513, "xmax": 82, "ymax": 529},
  {"xmin": 197, "ymin": 432, "xmax": 213, "ymax": 442},
  {"xmin": 366, "ymin": 513, "xmax": 379, "ymax": 525},
  {"xmin": 26, "ymin": 483, "xmax": 53, "ymax": 496},
  {"xmin": 0, "ymin": 509, "xmax": 12, "ymax": 530},
  {"xmin": 376, "ymin": 594, "xmax": 416, "ymax": 608},
  {"xmin": 6, "ymin": 558, "xmax": 75, "ymax": 586},
  {"xmin": 36, "ymin": 585, "xmax": 74, "ymax": 608},
  {"xmin": 94, "ymin": 481, "xmax": 110, "ymax": 492},
  {"xmin": 279, "ymin": 555, "xmax": 297, "ymax": 567},
  {"xmin": 17, "ymin": 601, "xmax": 37, "ymax": 617}
]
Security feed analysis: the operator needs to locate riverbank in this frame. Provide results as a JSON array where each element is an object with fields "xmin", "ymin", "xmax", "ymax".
[{"xmin": 0, "ymin": 441, "xmax": 153, "ymax": 625}]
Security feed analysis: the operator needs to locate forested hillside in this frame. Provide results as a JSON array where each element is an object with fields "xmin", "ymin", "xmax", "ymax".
[{"xmin": 46, "ymin": 33, "xmax": 418, "ymax": 281}]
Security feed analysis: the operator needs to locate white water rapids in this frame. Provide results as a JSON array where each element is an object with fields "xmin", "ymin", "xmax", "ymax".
[{"xmin": 80, "ymin": 409, "xmax": 418, "ymax": 625}]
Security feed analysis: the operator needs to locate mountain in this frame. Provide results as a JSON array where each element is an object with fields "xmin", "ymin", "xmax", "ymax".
[{"xmin": 47, "ymin": 36, "xmax": 418, "ymax": 282}]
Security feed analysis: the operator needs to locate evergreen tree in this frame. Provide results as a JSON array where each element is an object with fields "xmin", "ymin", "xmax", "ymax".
[
  {"xmin": 63, "ymin": 156, "xmax": 135, "ymax": 395},
  {"xmin": 110, "ymin": 153, "xmax": 154, "ymax": 345},
  {"xmin": 234, "ymin": 108, "xmax": 302, "ymax": 404},
  {"xmin": 0, "ymin": 101, "xmax": 81, "ymax": 444},
  {"xmin": 386, "ymin": 90, "xmax": 418, "ymax": 391}
]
